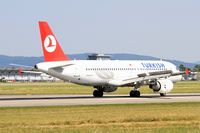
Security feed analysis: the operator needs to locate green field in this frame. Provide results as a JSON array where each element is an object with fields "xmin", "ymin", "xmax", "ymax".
[
  {"xmin": 0, "ymin": 103, "xmax": 200, "ymax": 133},
  {"xmin": 0, "ymin": 81, "xmax": 200, "ymax": 95}
]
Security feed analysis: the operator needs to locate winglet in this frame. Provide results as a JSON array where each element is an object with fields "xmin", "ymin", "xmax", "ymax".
[{"xmin": 38, "ymin": 21, "xmax": 70, "ymax": 62}]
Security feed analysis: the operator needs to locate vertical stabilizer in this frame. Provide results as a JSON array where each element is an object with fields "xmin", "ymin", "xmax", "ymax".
[{"xmin": 38, "ymin": 21, "xmax": 70, "ymax": 62}]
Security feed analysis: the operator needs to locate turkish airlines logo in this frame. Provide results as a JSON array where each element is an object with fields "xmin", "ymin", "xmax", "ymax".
[{"xmin": 44, "ymin": 35, "xmax": 57, "ymax": 53}]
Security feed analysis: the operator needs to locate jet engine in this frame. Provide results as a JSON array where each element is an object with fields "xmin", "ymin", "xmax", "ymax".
[
  {"xmin": 103, "ymin": 86, "xmax": 118, "ymax": 92},
  {"xmin": 149, "ymin": 79, "xmax": 173, "ymax": 94}
]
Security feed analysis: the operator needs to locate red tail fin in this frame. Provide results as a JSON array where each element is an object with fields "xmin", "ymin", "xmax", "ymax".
[
  {"xmin": 185, "ymin": 68, "xmax": 189, "ymax": 76},
  {"xmin": 18, "ymin": 68, "xmax": 23, "ymax": 76},
  {"xmin": 38, "ymin": 21, "xmax": 70, "ymax": 62}
]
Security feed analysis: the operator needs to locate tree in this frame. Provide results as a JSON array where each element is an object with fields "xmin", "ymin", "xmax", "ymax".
[
  {"xmin": 179, "ymin": 64, "xmax": 186, "ymax": 71},
  {"xmin": 193, "ymin": 64, "xmax": 200, "ymax": 72}
]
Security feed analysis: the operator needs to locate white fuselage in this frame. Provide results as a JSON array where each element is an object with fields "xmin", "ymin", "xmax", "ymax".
[{"xmin": 36, "ymin": 60, "xmax": 181, "ymax": 86}]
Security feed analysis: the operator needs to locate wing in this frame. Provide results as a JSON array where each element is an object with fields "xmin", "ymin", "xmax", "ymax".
[{"xmin": 108, "ymin": 70, "xmax": 181, "ymax": 86}]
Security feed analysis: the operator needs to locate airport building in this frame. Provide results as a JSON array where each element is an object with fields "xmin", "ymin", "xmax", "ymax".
[
  {"xmin": 0, "ymin": 68, "xmax": 58, "ymax": 82},
  {"xmin": 87, "ymin": 53, "xmax": 111, "ymax": 60}
]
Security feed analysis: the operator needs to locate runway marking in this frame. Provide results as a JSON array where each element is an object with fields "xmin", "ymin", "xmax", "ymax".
[{"xmin": 0, "ymin": 93, "xmax": 200, "ymax": 107}]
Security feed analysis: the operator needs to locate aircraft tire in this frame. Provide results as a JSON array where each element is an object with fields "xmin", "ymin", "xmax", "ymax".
[
  {"xmin": 130, "ymin": 90, "xmax": 140, "ymax": 97},
  {"xmin": 160, "ymin": 93, "xmax": 166, "ymax": 96},
  {"xmin": 93, "ymin": 90, "xmax": 103, "ymax": 97}
]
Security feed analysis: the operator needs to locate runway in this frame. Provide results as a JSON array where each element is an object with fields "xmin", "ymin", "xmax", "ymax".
[{"xmin": 0, "ymin": 93, "xmax": 200, "ymax": 107}]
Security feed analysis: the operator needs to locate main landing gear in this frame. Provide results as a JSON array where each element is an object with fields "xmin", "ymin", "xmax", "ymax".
[
  {"xmin": 130, "ymin": 84, "xmax": 141, "ymax": 97},
  {"xmin": 129, "ymin": 90, "xmax": 140, "ymax": 97},
  {"xmin": 93, "ymin": 87, "xmax": 103, "ymax": 97}
]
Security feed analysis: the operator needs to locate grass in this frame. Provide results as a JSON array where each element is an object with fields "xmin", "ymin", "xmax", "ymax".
[
  {"xmin": 0, "ymin": 82, "xmax": 91, "ymax": 95},
  {"xmin": 0, "ymin": 82, "xmax": 200, "ymax": 132},
  {"xmin": 0, "ymin": 81, "xmax": 200, "ymax": 95},
  {"xmin": 0, "ymin": 103, "xmax": 200, "ymax": 133},
  {"xmin": 172, "ymin": 81, "xmax": 200, "ymax": 93}
]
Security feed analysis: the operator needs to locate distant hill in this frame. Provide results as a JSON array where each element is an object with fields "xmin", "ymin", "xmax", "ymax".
[
  {"xmin": 0, "ymin": 54, "xmax": 197, "ymax": 69},
  {"xmin": 0, "ymin": 55, "xmax": 43, "ymax": 68},
  {"xmin": 195, "ymin": 61, "xmax": 200, "ymax": 64}
]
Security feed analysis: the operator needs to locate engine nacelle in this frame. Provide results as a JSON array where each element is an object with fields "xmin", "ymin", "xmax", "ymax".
[
  {"xmin": 149, "ymin": 79, "xmax": 173, "ymax": 94},
  {"xmin": 103, "ymin": 86, "xmax": 118, "ymax": 92}
]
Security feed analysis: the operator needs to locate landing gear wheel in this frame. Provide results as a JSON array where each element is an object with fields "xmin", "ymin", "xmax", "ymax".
[
  {"xmin": 130, "ymin": 90, "xmax": 140, "ymax": 97},
  {"xmin": 135, "ymin": 91, "xmax": 140, "ymax": 97},
  {"xmin": 130, "ymin": 90, "xmax": 135, "ymax": 97},
  {"xmin": 160, "ymin": 93, "xmax": 166, "ymax": 96},
  {"xmin": 93, "ymin": 90, "xmax": 103, "ymax": 97}
]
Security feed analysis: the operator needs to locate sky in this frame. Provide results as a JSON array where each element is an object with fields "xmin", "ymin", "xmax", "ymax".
[{"xmin": 0, "ymin": 0, "xmax": 200, "ymax": 63}]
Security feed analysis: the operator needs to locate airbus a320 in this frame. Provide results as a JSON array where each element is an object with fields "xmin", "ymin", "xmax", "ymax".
[{"xmin": 35, "ymin": 21, "xmax": 184, "ymax": 97}]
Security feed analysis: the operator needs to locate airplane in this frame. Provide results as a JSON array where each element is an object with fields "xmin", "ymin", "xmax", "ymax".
[{"xmin": 35, "ymin": 21, "xmax": 184, "ymax": 97}]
